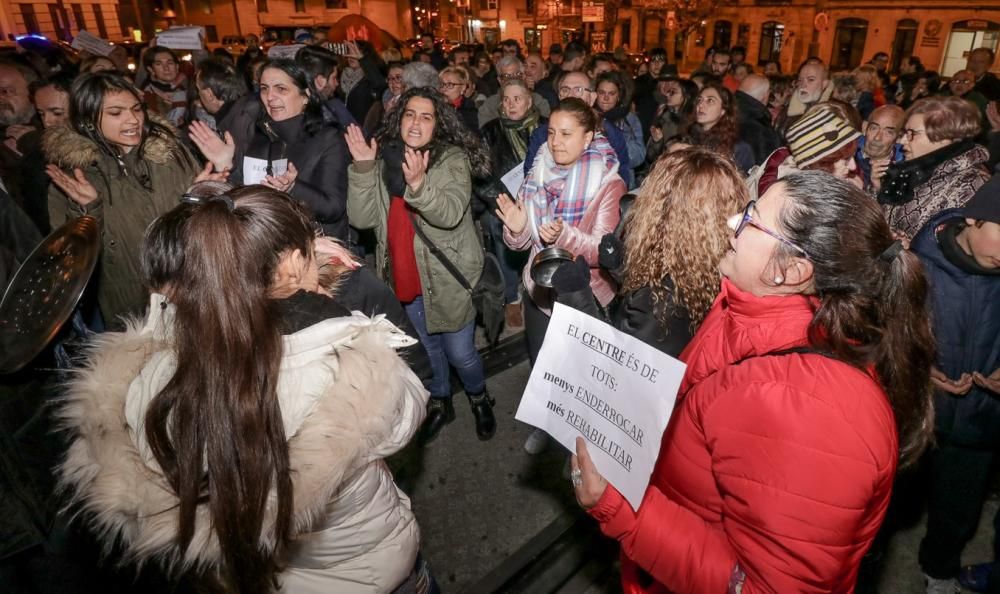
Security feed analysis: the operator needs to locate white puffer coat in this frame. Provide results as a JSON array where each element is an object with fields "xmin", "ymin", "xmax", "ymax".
[{"xmin": 58, "ymin": 295, "xmax": 429, "ymax": 593}]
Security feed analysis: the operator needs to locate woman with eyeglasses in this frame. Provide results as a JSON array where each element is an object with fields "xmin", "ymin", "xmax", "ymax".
[
  {"xmin": 681, "ymin": 82, "xmax": 754, "ymax": 173},
  {"xmin": 878, "ymin": 96, "xmax": 989, "ymax": 238},
  {"xmin": 190, "ymin": 59, "xmax": 352, "ymax": 241},
  {"xmin": 595, "ymin": 71, "xmax": 645, "ymax": 181},
  {"xmin": 45, "ymin": 72, "xmax": 216, "ymax": 328},
  {"xmin": 496, "ymin": 98, "xmax": 626, "ymax": 454},
  {"xmin": 439, "ymin": 65, "xmax": 480, "ymax": 134},
  {"xmin": 572, "ymin": 171, "xmax": 935, "ymax": 594}
]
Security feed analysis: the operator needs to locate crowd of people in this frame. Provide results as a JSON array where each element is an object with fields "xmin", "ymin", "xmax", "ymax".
[{"xmin": 1, "ymin": 30, "xmax": 999, "ymax": 594}]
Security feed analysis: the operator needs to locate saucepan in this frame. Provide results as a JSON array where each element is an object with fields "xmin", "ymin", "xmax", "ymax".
[{"xmin": 530, "ymin": 247, "xmax": 574, "ymax": 289}]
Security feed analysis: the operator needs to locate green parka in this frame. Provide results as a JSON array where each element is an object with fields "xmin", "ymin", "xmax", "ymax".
[
  {"xmin": 347, "ymin": 145, "xmax": 483, "ymax": 334},
  {"xmin": 44, "ymin": 123, "xmax": 198, "ymax": 328}
]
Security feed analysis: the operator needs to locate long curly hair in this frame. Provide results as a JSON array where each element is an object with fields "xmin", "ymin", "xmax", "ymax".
[
  {"xmin": 374, "ymin": 86, "xmax": 491, "ymax": 177},
  {"xmin": 622, "ymin": 147, "xmax": 748, "ymax": 327},
  {"xmin": 682, "ymin": 81, "xmax": 739, "ymax": 157}
]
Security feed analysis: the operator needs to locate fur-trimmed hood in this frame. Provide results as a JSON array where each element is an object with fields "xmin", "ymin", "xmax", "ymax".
[
  {"xmin": 43, "ymin": 115, "xmax": 182, "ymax": 169},
  {"xmin": 56, "ymin": 297, "xmax": 428, "ymax": 576}
]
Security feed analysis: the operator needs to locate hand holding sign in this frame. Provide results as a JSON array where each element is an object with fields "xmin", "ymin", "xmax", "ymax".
[
  {"xmin": 572, "ymin": 436, "xmax": 608, "ymax": 510},
  {"xmin": 515, "ymin": 303, "xmax": 686, "ymax": 509}
]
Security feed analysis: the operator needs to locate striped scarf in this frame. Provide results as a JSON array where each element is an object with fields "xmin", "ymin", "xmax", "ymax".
[{"xmin": 521, "ymin": 134, "xmax": 618, "ymax": 249}]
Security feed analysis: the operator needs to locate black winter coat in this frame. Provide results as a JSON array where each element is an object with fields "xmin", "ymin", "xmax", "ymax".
[
  {"xmin": 232, "ymin": 116, "xmax": 351, "ymax": 241},
  {"xmin": 912, "ymin": 209, "xmax": 1000, "ymax": 448},
  {"xmin": 474, "ymin": 116, "xmax": 546, "ymax": 214},
  {"xmin": 735, "ymin": 91, "xmax": 782, "ymax": 166}
]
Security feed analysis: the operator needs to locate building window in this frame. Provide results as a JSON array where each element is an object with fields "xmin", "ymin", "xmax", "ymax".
[
  {"xmin": 204, "ymin": 25, "xmax": 218, "ymax": 42},
  {"xmin": 487, "ymin": 0, "xmax": 497, "ymax": 9},
  {"xmin": 72, "ymin": 3, "xmax": 85, "ymax": 30},
  {"xmin": 832, "ymin": 18, "xmax": 868, "ymax": 70},
  {"xmin": 758, "ymin": 21, "xmax": 784, "ymax": 64},
  {"xmin": 92, "ymin": 4, "xmax": 107, "ymax": 38},
  {"xmin": 199, "ymin": 0, "xmax": 213, "ymax": 14},
  {"xmin": 713, "ymin": 20, "xmax": 732, "ymax": 50},
  {"xmin": 326, "ymin": 0, "xmax": 347, "ymax": 7},
  {"xmin": 295, "ymin": 0, "xmax": 306, "ymax": 12},
  {"xmin": 891, "ymin": 19, "xmax": 918, "ymax": 74},
  {"xmin": 257, "ymin": 0, "xmax": 268, "ymax": 12},
  {"xmin": 20, "ymin": 4, "xmax": 40, "ymax": 34},
  {"xmin": 48, "ymin": 4, "xmax": 71, "ymax": 40}
]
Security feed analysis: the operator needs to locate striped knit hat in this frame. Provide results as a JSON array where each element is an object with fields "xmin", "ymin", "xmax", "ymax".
[{"xmin": 785, "ymin": 108, "xmax": 861, "ymax": 168}]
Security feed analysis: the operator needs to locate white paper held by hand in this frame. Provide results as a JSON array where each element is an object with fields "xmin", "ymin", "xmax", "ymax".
[
  {"xmin": 500, "ymin": 162, "xmax": 526, "ymax": 197},
  {"xmin": 515, "ymin": 303, "xmax": 686, "ymax": 509}
]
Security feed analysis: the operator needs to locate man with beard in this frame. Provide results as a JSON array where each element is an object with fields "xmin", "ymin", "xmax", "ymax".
[
  {"xmin": 783, "ymin": 61, "xmax": 832, "ymax": 133},
  {"xmin": 856, "ymin": 104, "xmax": 904, "ymax": 193},
  {"xmin": 0, "ymin": 61, "xmax": 41, "ymax": 226},
  {"xmin": 295, "ymin": 46, "xmax": 356, "ymax": 128}
]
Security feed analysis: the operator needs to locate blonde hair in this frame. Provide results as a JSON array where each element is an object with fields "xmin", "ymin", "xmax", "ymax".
[
  {"xmin": 440, "ymin": 65, "xmax": 471, "ymax": 85},
  {"xmin": 623, "ymin": 147, "xmax": 748, "ymax": 326}
]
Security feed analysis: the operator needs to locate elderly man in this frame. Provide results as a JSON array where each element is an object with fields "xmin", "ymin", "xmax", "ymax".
[
  {"xmin": 857, "ymin": 105, "xmax": 904, "ymax": 193},
  {"xmin": 477, "ymin": 56, "xmax": 550, "ymax": 127},
  {"xmin": 735, "ymin": 74, "xmax": 780, "ymax": 165},
  {"xmin": 525, "ymin": 52, "xmax": 558, "ymax": 108},
  {"xmin": 968, "ymin": 47, "xmax": 1000, "ymax": 102},
  {"xmin": 783, "ymin": 61, "xmax": 832, "ymax": 131},
  {"xmin": 521, "ymin": 70, "xmax": 632, "ymax": 186}
]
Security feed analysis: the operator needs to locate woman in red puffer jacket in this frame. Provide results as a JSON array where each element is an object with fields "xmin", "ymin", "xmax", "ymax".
[{"xmin": 571, "ymin": 171, "xmax": 936, "ymax": 593}]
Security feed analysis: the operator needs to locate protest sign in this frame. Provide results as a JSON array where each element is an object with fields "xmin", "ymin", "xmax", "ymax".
[
  {"xmin": 155, "ymin": 26, "xmax": 205, "ymax": 51},
  {"xmin": 243, "ymin": 157, "xmax": 288, "ymax": 186},
  {"xmin": 515, "ymin": 302, "xmax": 686, "ymax": 509},
  {"xmin": 71, "ymin": 31, "xmax": 114, "ymax": 57},
  {"xmin": 500, "ymin": 162, "xmax": 525, "ymax": 197},
  {"xmin": 267, "ymin": 44, "xmax": 306, "ymax": 59}
]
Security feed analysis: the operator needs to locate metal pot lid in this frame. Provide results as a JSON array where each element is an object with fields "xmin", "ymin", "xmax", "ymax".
[
  {"xmin": 530, "ymin": 247, "xmax": 574, "ymax": 289},
  {"xmin": 0, "ymin": 215, "xmax": 101, "ymax": 374}
]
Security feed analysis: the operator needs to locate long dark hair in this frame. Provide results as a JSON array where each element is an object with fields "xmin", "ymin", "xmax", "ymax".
[
  {"xmin": 258, "ymin": 58, "xmax": 327, "ymax": 135},
  {"xmin": 374, "ymin": 86, "xmax": 491, "ymax": 177},
  {"xmin": 772, "ymin": 171, "xmax": 935, "ymax": 467},
  {"xmin": 69, "ymin": 72, "xmax": 187, "ymax": 171},
  {"xmin": 682, "ymin": 81, "xmax": 739, "ymax": 156},
  {"xmin": 141, "ymin": 185, "xmax": 316, "ymax": 591}
]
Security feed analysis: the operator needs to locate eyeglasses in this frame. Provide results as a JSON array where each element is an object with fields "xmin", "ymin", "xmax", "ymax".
[
  {"xmin": 559, "ymin": 85, "xmax": 593, "ymax": 97},
  {"xmin": 440, "ymin": 81, "xmax": 463, "ymax": 90},
  {"xmin": 902, "ymin": 128, "xmax": 925, "ymax": 141},
  {"xmin": 388, "ymin": 75, "xmax": 403, "ymax": 82},
  {"xmin": 499, "ymin": 72, "xmax": 524, "ymax": 81},
  {"xmin": 950, "ymin": 78, "xmax": 974, "ymax": 85},
  {"xmin": 730, "ymin": 200, "xmax": 811, "ymax": 259}
]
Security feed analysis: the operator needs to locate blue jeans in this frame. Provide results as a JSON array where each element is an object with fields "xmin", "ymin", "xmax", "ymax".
[{"xmin": 404, "ymin": 296, "xmax": 486, "ymax": 399}]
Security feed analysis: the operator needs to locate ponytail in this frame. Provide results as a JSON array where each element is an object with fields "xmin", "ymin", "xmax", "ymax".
[
  {"xmin": 142, "ymin": 185, "xmax": 315, "ymax": 590},
  {"xmin": 775, "ymin": 172, "xmax": 935, "ymax": 468}
]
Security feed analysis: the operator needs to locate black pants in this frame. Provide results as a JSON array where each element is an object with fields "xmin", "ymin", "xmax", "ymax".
[
  {"xmin": 919, "ymin": 442, "xmax": 998, "ymax": 580},
  {"xmin": 523, "ymin": 291, "xmax": 551, "ymax": 367}
]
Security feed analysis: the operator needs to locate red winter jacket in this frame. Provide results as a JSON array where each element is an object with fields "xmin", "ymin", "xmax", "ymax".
[{"xmin": 588, "ymin": 279, "xmax": 898, "ymax": 594}]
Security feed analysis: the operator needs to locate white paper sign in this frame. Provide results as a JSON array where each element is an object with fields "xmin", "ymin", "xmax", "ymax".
[
  {"xmin": 515, "ymin": 302, "xmax": 686, "ymax": 509},
  {"xmin": 71, "ymin": 31, "xmax": 114, "ymax": 57},
  {"xmin": 267, "ymin": 44, "xmax": 306, "ymax": 59},
  {"xmin": 243, "ymin": 156, "xmax": 288, "ymax": 186},
  {"xmin": 155, "ymin": 26, "xmax": 205, "ymax": 50},
  {"xmin": 500, "ymin": 161, "xmax": 526, "ymax": 196}
]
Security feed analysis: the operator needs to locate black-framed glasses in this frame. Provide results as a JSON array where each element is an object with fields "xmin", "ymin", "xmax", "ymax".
[
  {"xmin": 439, "ymin": 81, "xmax": 463, "ymax": 90},
  {"xmin": 731, "ymin": 200, "xmax": 811, "ymax": 259}
]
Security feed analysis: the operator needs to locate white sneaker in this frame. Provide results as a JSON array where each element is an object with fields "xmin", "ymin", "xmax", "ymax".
[
  {"xmin": 524, "ymin": 428, "xmax": 549, "ymax": 455},
  {"xmin": 924, "ymin": 574, "xmax": 960, "ymax": 594}
]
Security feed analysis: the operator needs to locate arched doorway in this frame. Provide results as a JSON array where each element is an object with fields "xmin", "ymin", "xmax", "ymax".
[
  {"xmin": 713, "ymin": 20, "xmax": 732, "ymax": 50},
  {"xmin": 891, "ymin": 19, "xmax": 918, "ymax": 74},
  {"xmin": 758, "ymin": 21, "xmax": 783, "ymax": 65},
  {"xmin": 941, "ymin": 19, "xmax": 1000, "ymax": 77},
  {"xmin": 832, "ymin": 18, "xmax": 868, "ymax": 69}
]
